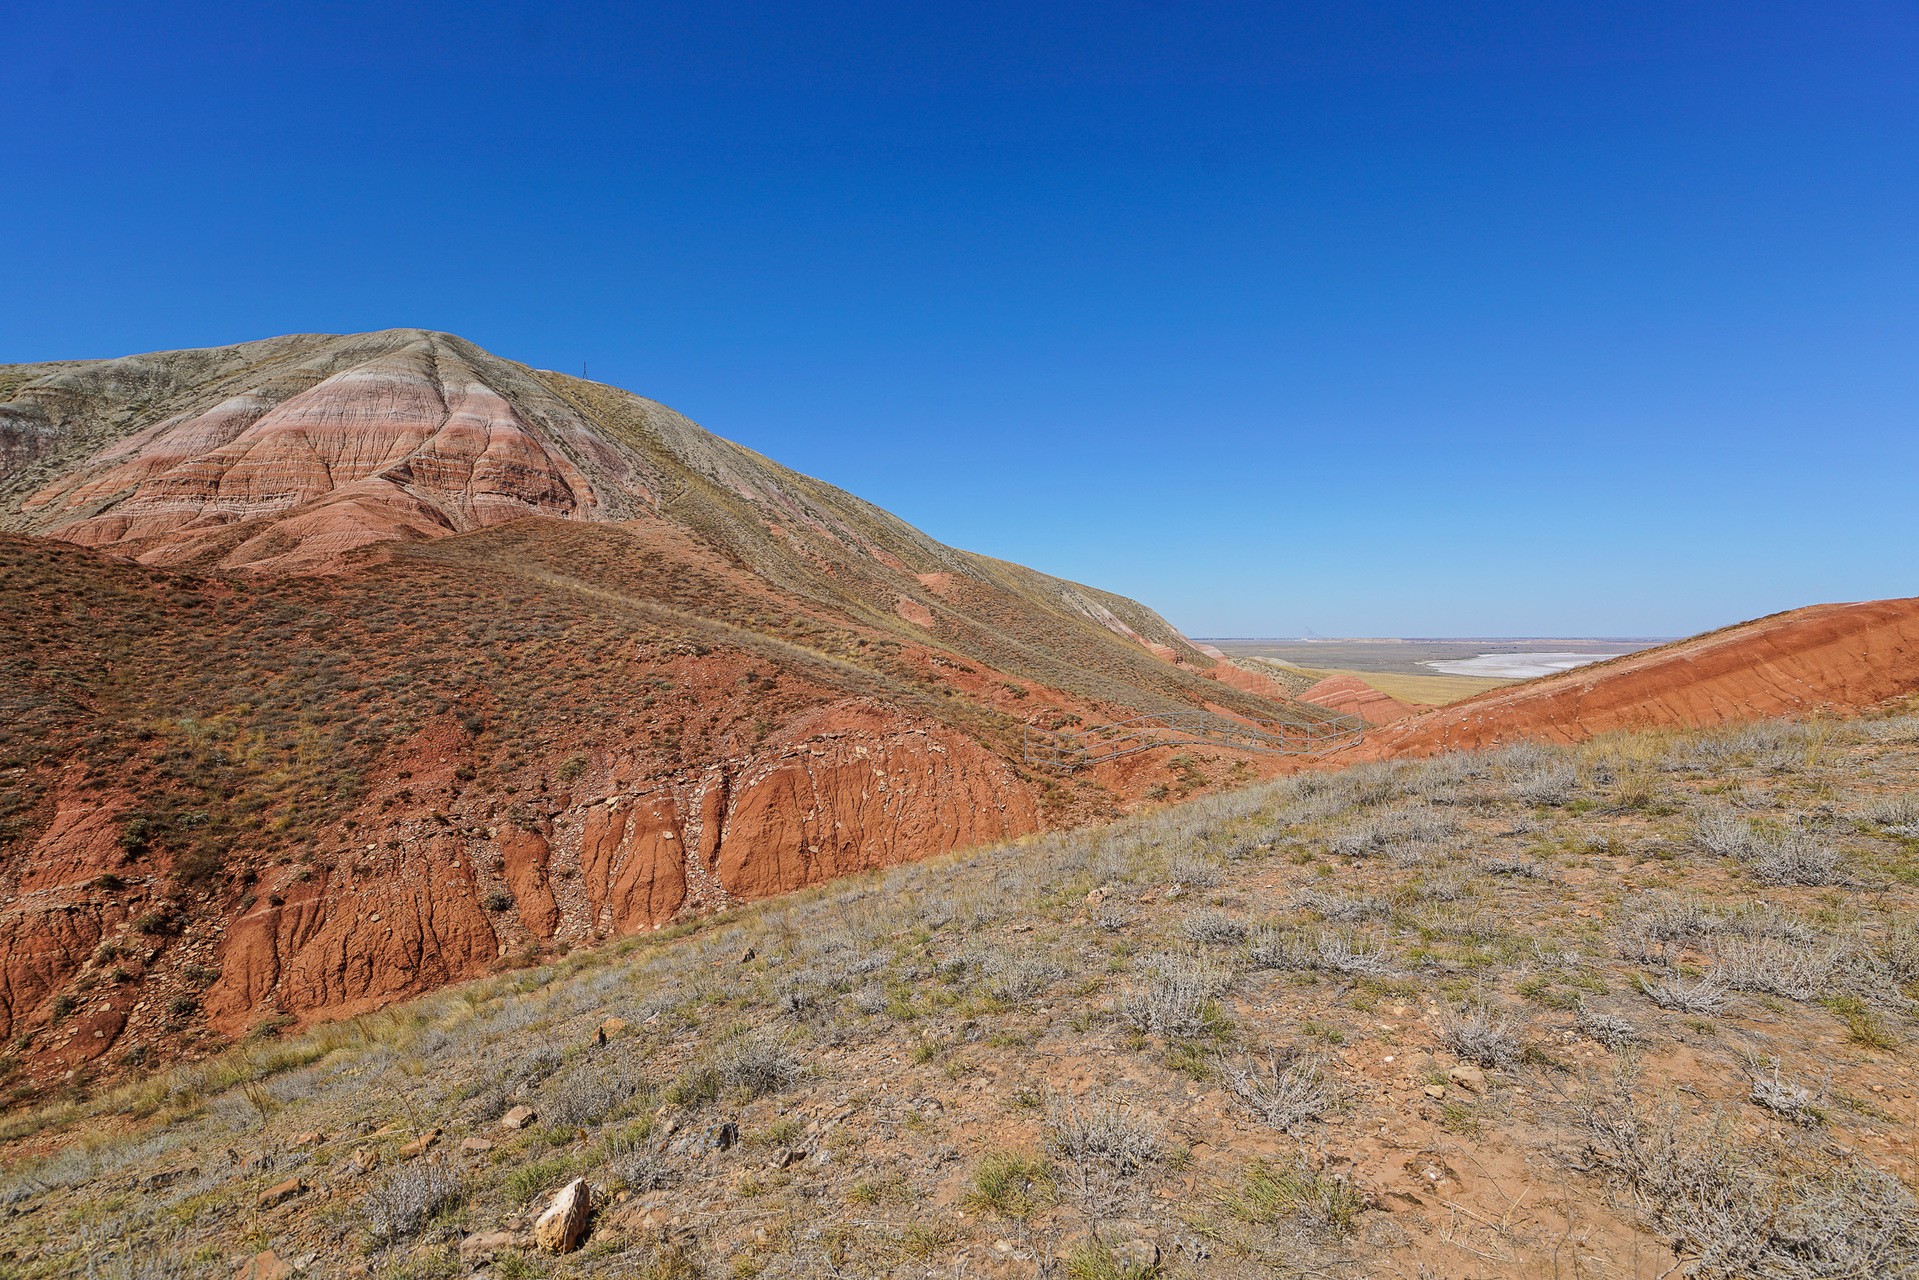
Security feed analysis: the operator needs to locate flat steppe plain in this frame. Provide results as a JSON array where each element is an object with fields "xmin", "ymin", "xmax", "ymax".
[{"xmin": 1206, "ymin": 638, "xmax": 1669, "ymax": 706}]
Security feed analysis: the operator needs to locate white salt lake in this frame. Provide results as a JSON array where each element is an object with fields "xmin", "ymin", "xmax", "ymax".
[{"xmin": 1421, "ymin": 651, "xmax": 1623, "ymax": 680}]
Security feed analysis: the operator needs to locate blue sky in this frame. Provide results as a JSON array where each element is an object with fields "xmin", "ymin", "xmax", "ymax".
[{"xmin": 6, "ymin": 2, "xmax": 1915, "ymax": 637}]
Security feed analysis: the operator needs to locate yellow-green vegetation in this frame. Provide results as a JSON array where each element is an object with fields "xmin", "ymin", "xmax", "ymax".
[
  {"xmin": 1221, "ymin": 1157, "xmax": 1367, "ymax": 1236},
  {"xmin": 964, "ymin": 1149, "xmax": 1057, "ymax": 1219}
]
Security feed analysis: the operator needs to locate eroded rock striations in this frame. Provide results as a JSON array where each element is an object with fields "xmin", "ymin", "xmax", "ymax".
[{"xmin": 0, "ymin": 331, "xmax": 1329, "ymax": 1092}]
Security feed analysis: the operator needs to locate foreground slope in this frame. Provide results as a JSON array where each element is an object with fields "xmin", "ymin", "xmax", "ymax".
[
  {"xmin": 0, "ymin": 332, "xmax": 1337, "ymax": 1092},
  {"xmin": 1361, "ymin": 596, "xmax": 1919, "ymax": 756},
  {"xmin": 3, "ymin": 713, "xmax": 1915, "ymax": 1278}
]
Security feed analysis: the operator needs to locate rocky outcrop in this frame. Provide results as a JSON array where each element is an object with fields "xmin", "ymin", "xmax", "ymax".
[
  {"xmin": 0, "ymin": 668, "xmax": 1046, "ymax": 1065},
  {"xmin": 1359, "ymin": 597, "xmax": 1919, "ymax": 756},
  {"xmin": 171, "ymin": 707, "xmax": 1031, "ymax": 1034},
  {"xmin": 535, "ymin": 1179, "xmax": 592, "ymax": 1253},
  {"xmin": 703, "ymin": 714, "xmax": 1037, "ymax": 902}
]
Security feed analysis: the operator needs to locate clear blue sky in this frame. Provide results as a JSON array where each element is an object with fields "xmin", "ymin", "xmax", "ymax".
[{"xmin": 6, "ymin": 3, "xmax": 1915, "ymax": 638}]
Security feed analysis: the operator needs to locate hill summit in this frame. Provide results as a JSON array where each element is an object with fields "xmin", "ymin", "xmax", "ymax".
[{"xmin": 0, "ymin": 331, "xmax": 1335, "ymax": 1091}]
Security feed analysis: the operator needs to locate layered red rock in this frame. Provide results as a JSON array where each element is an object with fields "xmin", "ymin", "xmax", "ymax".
[
  {"xmin": 1200, "ymin": 660, "xmax": 1298, "ymax": 701},
  {"xmin": 1297, "ymin": 674, "xmax": 1419, "ymax": 725},
  {"xmin": 18, "ymin": 342, "xmax": 598, "ymax": 573}
]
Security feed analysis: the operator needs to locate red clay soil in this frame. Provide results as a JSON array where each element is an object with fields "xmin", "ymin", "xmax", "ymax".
[
  {"xmin": 1296, "ymin": 674, "xmax": 1420, "ymax": 725},
  {"xmin": 1356, "ymin": 596, "xmax": 1919, "ymax": 757}
]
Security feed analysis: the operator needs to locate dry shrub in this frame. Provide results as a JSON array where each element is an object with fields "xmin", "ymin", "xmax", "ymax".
[
  {"xmin": 1325, "ymin": 804, "xmax": 1457, "ymax": 859},
  {"xmin": 1246, "ymin": 925, "xmax": 1396, "ymax": 977},
  {"xmin": 1638, "ymin": 971, "xmax": 1730, "ymax": 1016},
  {"xmin": 365, "ymin": 1163, "xmax": 461, "ymax": 1243},
  {"xmin": 1511, "ymin": 762, "xmax": 1579, "ymax": 806},
  {"xmin": 1713, "ymin": 936, "xmax": 1840, "ymax": 1002},
  {"xmin": 1046, "ymin": 1090, "xmax": 1160, "ymax": 1205},
  {"xmin": 1288, "ymin": 889, "xmax": 1389, "ymax": 921},
  {"xmin": 1746, "ymin": 1057, "xmax": 1822, "ymax": 1126},
  {"xmin": 1583, "ymin": 1092, "xmax": 1919, "ymax": 1277},
  {"xmin": 1120, "ymin": 953, "xmax": 1230, "ymax": 1038},
  {"xmin": 1695, "ymin": 812, "xmax": 1852, "ymax": 886},
  {"xmin": 1435, "ymin": 1004, "xmax": 1525, "ymax": 1069},
  {"xmin": 1574, "ymin": 1004, "xmax": 1641, "ymax": 1049},
  {"xmin": 1857, "ymin": 792, "xmax": 1919, "ymax": 833},
  {"xmin": 543, "ymin": 1055, "xmax": 648, "ymax": 1127},
  {"xmin": 982, "ymin": 952, "xmax": 1067, "ymax": 1003},
  {"xmin": 1225, "ymin": 1050, "xmax": 1343, "ymax": 1133},
  {"xmin": 1177, "ymin": 909, "xmax": 1248, "ymax": 945}
]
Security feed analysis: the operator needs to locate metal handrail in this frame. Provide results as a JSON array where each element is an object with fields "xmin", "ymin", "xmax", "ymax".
[{"xmin": 1023, "ymin": 709, "xmax": 1363, "ymax": 770}]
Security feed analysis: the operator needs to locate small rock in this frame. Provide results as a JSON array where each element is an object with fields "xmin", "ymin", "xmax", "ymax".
[
  {"xmin": 289, "ymin": 1130, "xmax": 323, "ymax": 1148},
  {"xmin": 738, "ymin": 947, "xmax": 756, "ymax": 964},
  {"xmin": 255, "ymin": 1177, "xmax": 308, "ymax": 1209},
  {"xmin": 1164, "ymin": 883, "xmax": 1185, "ymax": 900},
  {"xmin": 535, "ymin": 1178, "xmax": 592, "ymax": 1253},
  {"xmin": 1447, "ymin": 1063, "xmax": 1486, "ymax": 1093},
  {"xmin": 597, "ymin": 1016, "xmax": 628, "ymax": 1042},
  {"xmin": 768, "ymin": 1146, "xmax": 804, "ymax": 1169},
  {"xmin": 459, "ymin": 1231, "xmax": 521, "ymax": 1263},
  {"xmin": 461, "ymin": 1137, "xmax": 495, "ymax": 1154},
  {"xmin": 135, "ymin": 1167, "xmax": 194, "ymax": 1192},
  {"xmin": 347, "ymin": 1147, "xmax": 379, "ymax": 1176},
  {"xmin": 694, "ymin": 1121, "xmax": 739, "ymax": 1154},
  {"xmin": 1110, "ymin": 1238, "xmax": 1160, "ymax": 1270},
  {"xmin": 398, "ymin": 1128, "xmax": 442, "ymax": 1158},
  {"xmin": 622, "ymin": 1203, "xmax": 671, "ymax": 1237},
  {"xmin": 501, "ymin": 1105, "xmax": 537, "ymax": 1130},
  {"xmin": 234, "ymin": 1250, "xmax": 297, "ymax": 1280},
  {"xmin": 1423, "ymin": 1084, "xmax": 1446, "ymax": 1099}
]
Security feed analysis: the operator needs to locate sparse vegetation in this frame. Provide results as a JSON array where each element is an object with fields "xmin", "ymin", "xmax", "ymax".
[{"xmin": 3, "ymin": 712, "xmax": 1916, "ymax": 1276}]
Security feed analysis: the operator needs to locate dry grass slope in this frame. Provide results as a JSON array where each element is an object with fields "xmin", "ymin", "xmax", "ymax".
[{"xmin": 2, "ymin": 708, "xmax": 1916, "ymax": 1277}]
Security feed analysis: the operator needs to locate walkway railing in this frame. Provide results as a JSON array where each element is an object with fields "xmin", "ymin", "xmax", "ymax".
[{"xmin": 1022, "ymin": 709, "xmax": 1364, "ymax": 771}]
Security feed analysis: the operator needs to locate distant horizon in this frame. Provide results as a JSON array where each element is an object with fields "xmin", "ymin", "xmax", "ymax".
[{"xmin": 1194, "ymin": 635, "xmax": 1674, "ymax": 643}]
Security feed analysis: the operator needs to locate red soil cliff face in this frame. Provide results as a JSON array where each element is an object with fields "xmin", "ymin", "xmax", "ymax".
[
  {"xmin": 194, "ymin": 707, "xmax": 1032, "ymax": 1033},
  {"xmin": 1357, "ymin": 597, "xmax": 1919, "ymax": 757},
  {"xmin": 3, "ymin": 683, "xmax": 1040, "ymax": 1064},
  {"xmin": 1297, "ymin": 674, "xmax": 1419, "ymax": 725}
]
